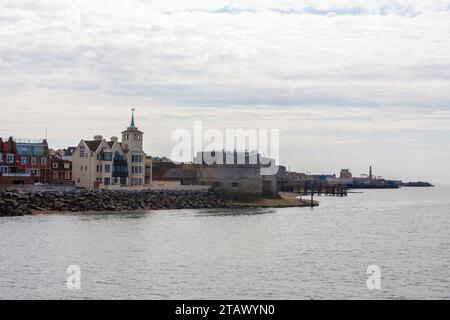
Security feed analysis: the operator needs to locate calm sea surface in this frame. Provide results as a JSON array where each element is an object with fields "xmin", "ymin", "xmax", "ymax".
[{"xmin": 0, "ymin": 187, "xmax": 449, "ymax": 299}]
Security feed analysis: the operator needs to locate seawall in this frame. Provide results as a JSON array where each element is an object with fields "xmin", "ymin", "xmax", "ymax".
[{"xmin": 0, "ymin": 188, "xmax": 230, "ymax": 217}]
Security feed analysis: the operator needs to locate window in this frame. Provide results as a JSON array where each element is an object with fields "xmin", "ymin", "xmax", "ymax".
[
  {"xmin": 52, "ymin": 163, "xmax": 58, "ymax": 169},
  {"xmin": 132, "ymin": 154, "xmax": 143, "ymax": 163},
  {"xmin": 114, "ymin": 151, "xmax": 122, "ymax": 161},
  {"xmin": 232, "ymin": 182, "xmax": 240, "ymax": 188},
  {"xmin": 213, "ymin": 182, "xmax": 221, "ymax": 188},
  {"xmin": 79, "ymin": 145, "xmax": 86, "ymax": 158},
  {"xmin": 0, "ymin": 166, "xmax": 8, "ymax": 174},
  {"xmin": 31, "ymin": 157, "xmax": 37, "ymax": 165},
  {"xmin": 0, "ymin": 153, "xmax": 3, "ymax": 163},
  {"xmin": 134, "ymin": 133, "xmax": 140, "ymax": 141},
  {"xmin": 104, "ymin": 164, "xmax": 111, "ymax": 173},
  {"xmin": 21, "ymin": 156, "xmax": 27, "ymax": 165},
  {"xmin": 65, "ymin": 172, "xmax": 71, "ymax": 180},
  {"xmin": 96, "ymin": 165, "xmax": 102, "ymax": 173},
  {"xmin": 53, "ymin": 171, "xmax": 59, "ymax": 180},
  {"xmin": 98, "ymin": 151, "xmax": 112, "ymax": 161},
  {"xmin": 80, "ymin": 166, "xmax": 83, "ymax": 171},
  {"xmin": 131, "ymin": 166, "xmax": 143, "ymax": 174},
  {"xmin": 124, "ymin": 134, "xmax": 129, "ymax": 140},
  {"xmin": 131, "ymin": 178, "xmax": 142, "ymax": 185},
  {"xmin": 77, "ymin": 179, "xmax": 80, "ymax": 183},
  {"xmin": 41, "ymin": 157, "xmax": 47, "ymax": 165},
  {"xmin": 7, "ymin": 154, "xmax": 14, "ymax": 163},
  {"xmin": 104, "ymin": 177, "xmax": 111, "ymax": 185},
  {"xmin": 64, "ymin": 163, "xmax": 70, "ymax": 169},
  {"xmin": 28, "ymin": 169, "xmax": 40, "ymax": 176}
]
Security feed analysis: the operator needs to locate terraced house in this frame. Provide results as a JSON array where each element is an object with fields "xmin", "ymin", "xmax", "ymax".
[
  {"xmin": 72, "ymin": 111, "xmax": 147, "ymax": 190},
  {"xmin": 0, "ymin": 137, "xmax": 51, "ymax": 185}
]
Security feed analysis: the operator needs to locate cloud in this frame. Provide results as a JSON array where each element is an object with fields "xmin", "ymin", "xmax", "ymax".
[
  {"xmin": 1, "ymin": 0, "xmax": 450, "ymax": 108},
  {"xmin": 1, "ymin": 0, "xmax": 450, "ymax": 182}
]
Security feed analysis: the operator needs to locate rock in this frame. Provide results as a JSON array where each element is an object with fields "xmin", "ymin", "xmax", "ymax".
[{"xmin": 0, "ymin": 187, "xmax": 230, "ymax": 216}]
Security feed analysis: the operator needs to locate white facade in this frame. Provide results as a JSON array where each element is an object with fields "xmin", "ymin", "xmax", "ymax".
[{"xmin": 72, "ymin": 113, "xmax": 147, "ymax": 190}]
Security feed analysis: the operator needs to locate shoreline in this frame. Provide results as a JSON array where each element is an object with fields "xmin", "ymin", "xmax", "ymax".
[
  {"xmin": 1, "ymin": 189, "xmax": 319, "ymax": 217},
  {"xmin": 30, "ymin": 195, "xmax": 318, "ymax": 215},
  {"xmin": 231, "ymin": 192, "xmax": 319, "ymax": 208}
]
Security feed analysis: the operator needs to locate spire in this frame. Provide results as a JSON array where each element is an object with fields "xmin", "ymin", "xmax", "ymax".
[{"xmin": 128, "ymin": 108, "xmax": 137, "ymax": 130}]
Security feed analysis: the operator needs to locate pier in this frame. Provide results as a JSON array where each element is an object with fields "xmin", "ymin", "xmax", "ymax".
[{"xmin": 280, "ymin": 181, "xmax": 348, "ymax": 197}]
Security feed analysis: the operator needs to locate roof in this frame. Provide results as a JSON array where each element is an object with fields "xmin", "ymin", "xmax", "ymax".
[
  {"xmin": 65, "ymin": 147, "xmax": 76, "ymax": 156},
  {"xmin": 84, "ymin": 140, "xmax": 102, "ymax": 152},
  {"xmin": 129, "ymin": 112, "xmax": 137, "ymax": 129}
]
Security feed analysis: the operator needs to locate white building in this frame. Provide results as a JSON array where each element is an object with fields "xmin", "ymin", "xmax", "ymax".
[{"xmin": 72, "ymin": 110, "xmax": 147, "ymax": 189}]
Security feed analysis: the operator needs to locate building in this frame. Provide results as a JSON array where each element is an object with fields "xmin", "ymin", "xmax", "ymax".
[
  {"xmin": 0, "ymin": 137, "xmax": 51, "ymax": 185},
  {"xmin": 151, "ymin": 157, "xmax": 177, "ymax": 185},
  {"xmin": 161, "ymin": 165, "xmax": 198, "ymax": 186},
  {"xmin": 71, "ymin": 110, "xmax": 147, "ymax": 190},
  {"xmin": 50, "ymin": 147, "xmax": 76, "ymax": 162},
  {"xmin": 194, "ymin": 150, "xmax": 278, "ymax": 199},
  {"xmin": 49, "ymin": 154, "xmax": 73, "ymax": 185},
  {"xmin": 276, "ymin": 166, "xmax": 309, "ymax": 192},
  {"xmin": 340, "ymin": 169, "xmax": 352, "ymax": 179},
  {"xmin": 144, "ymin": 156, "xmax": 153, "ymax": 185}
]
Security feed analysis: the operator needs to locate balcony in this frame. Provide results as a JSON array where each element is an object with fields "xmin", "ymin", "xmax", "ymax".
[
  {"xmin": 2, "ymin": 173, "xmax": 31, "ymax": 177},
  {"xmin": 112, "ymin": 160, "xmax": 129, "ymax": 178}
]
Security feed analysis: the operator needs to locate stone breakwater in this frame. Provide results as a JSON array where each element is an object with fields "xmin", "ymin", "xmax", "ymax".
[{"xmin": 0, "ymin": 189, "xmax": 231, "ymax": 217}]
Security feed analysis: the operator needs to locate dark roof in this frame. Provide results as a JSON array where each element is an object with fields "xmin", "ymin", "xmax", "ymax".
[
  {"xmin": 65, "ymin": 147, "xmax": 76, "ymax": 156},
  {"xmin": 84, "ymin": 140, "xmax": 102, "ymax": 152}
]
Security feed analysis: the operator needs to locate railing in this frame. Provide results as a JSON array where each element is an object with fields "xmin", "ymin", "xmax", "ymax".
[
  {"xmin": 2, "ymin": 173, "xmax": 31, "ymax": 177},
  {"xmin": 13, "ymin": 138, "xmax": 46, "ymax": 144},
  {"xmin": 112, "ymin": 172, "xmax": 129, "ymax": 178}
]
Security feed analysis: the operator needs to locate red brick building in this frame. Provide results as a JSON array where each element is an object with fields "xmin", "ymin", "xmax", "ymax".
[
  {"xmin": 49, "ymin": 156, "xmax": 73, "ymax": 184},
  {"xmin": 0, "ymin": 137, "xmax": 51, "ymax": 185}
]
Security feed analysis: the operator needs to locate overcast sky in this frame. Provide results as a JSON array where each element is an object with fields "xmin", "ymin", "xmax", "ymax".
[{"xmin": 1, "ymin": 0, "xmax": 450, "ymax": 183}]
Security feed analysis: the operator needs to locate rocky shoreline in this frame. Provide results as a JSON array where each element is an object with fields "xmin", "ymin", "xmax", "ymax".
[{"xmin": 0, "ymin": 188, "xmax": 231, "ymax": 217}]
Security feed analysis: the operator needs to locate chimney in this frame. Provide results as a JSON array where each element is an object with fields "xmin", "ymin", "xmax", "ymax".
[
  {"xmin": 93, "ymin": 135, "xmax": 103, "ymax": 141},
  {"xmin": 110, "ymin": 136, "xmax": 118, "ymax": 143}
]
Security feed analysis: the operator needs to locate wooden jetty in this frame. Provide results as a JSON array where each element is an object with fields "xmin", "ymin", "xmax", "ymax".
[{"xmin": 281, "ymin": 182, "xmax": 348, "ymax": 197}]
